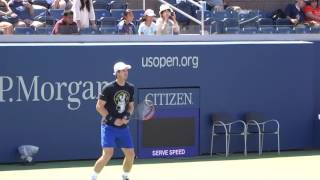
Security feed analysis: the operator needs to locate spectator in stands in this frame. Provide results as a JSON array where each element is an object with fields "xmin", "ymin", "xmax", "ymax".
[
  {"xmin": 9, "ymin": 0, "xmax": 44, "ymax": 28},
  {"xmin": 206, "ymin": 0, "xmax": 224, "ymax": 12},
  {"xmin": 52, "ymin": 10, "xmax": 78, "ymax": 34},
  {"xmin": 284, "ymin": 0, "xmax": 307, "ymax": 25},
  {"xmin": 72, "ymin": 0, "xmax": 96, "ymax": 30},
  {"xmin": 0, "ymin": 0, "xmax": 15, "ymax": 34},
  {"xmin": 32, "ymin": 0, "xmax": 69, "ymax": 10},
  {"xmin": 117, "ymin": 9, "xmax": 136, "ymax": 34},
  {"xmin": 138, "ymin": 9, "xmax": 156, "ymax": 35},
  {"xmin": 304, "ymin": 0, "xmax": 320, "ymax": 25},
  {"xmin": 156, "ymin": 4, "xmax": 180, "ymax": 35}
]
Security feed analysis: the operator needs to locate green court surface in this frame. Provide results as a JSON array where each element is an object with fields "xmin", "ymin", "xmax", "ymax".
[{"xmin": 1, "ymin": 150, "xmax": 319, "ymax": 180}]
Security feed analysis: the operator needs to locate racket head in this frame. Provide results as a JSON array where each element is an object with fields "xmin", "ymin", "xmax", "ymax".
[{"xmin": 136, "ymin": 99, "xmax": 155, "ymax": 121}]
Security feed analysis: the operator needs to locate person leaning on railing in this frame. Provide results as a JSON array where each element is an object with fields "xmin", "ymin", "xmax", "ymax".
[{"xmin": 156, "ymin": 4, "xmax": 180, "ymax": 35}]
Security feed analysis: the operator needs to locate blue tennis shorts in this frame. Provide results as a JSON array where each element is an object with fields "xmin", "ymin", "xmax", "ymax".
[{"xmin": 101, "ymin": 125, "xmax": 134, "ymax": 148}]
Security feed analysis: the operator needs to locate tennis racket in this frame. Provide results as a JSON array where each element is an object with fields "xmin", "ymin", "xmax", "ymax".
[{"xmin": 132, "ymin": 98, "xmax": 155, "ymax": 121}]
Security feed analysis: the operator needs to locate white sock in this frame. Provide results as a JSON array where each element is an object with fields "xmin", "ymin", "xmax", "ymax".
[
  {"xmin": 123, "ymin": 172, "xmax": 129, "ymax": 177},
  {"xmin": 91, "ymin": 171, "xmax": 99, "ymax": 179}
]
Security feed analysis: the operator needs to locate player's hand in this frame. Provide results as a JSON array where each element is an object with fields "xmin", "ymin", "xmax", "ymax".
[
  {"xmin": 122, "ymin": 118, "xmax": 130, "ymax": 125},
  {"xmin": 114, "ymin": 118, "xmax": 124, "ymax": 126}
]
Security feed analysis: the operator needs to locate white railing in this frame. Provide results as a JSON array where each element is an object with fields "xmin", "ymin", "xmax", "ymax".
[{"xmin": 143, "ymin": 0, "xmax": 207, "ymax": 35}]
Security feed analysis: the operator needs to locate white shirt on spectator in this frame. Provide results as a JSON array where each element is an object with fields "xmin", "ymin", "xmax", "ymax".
[
  {"xmin": 72, "ymin": 0, "xmax": 95, "ymax": 29},
  {"xmin": 138, "ymin": 21, "xmax": 157, "ymax": 35}
]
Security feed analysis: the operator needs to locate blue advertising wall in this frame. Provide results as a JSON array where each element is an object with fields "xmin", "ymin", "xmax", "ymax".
[{"xmin": 0, "ymin": 41, "xmax": 319, "ymax": 163}]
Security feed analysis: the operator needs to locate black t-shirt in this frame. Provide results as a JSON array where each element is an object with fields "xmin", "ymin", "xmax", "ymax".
[{"xmin": 99, "ymin": 81, "xmax": 134, "ymax": 119}]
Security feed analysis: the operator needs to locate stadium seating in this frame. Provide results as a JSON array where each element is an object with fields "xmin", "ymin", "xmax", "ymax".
[
  {"xmin": 14, "ymin": 27, "xmax": 34, "ymax": 35},
  {"xmin": 95, "ymin": 9, "xmax": 112, "ymax": 21},
  {"xmin": 49, "ymin": 9, "xmax": 64, "ymax": 21},
  {"xmin": 34, "ymin": 26, "xmax": 53, "ymax": 35},
  {"xmin": 110, "ymin": 9, "xmax": 124, "ymax": 21}
]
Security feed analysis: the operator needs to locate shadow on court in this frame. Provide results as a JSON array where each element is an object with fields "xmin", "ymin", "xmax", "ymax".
[{"xmin": 1, "ymin": 150, "xmax": 319, "ymax": 172}]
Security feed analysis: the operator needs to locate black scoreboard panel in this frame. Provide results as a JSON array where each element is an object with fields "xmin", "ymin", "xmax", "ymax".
[{"xmin": 142, "ymin": 117, "xmax": 196, "ymax": 148}]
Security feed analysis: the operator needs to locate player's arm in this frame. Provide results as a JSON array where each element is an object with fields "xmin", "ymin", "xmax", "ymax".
[
  {"xmin": 127, "ymin": 102, "xmax": 134, "ymax": 115},
  {"xmin": 96, "ymin": 99, "xmax": 109, "ymax": 117}
]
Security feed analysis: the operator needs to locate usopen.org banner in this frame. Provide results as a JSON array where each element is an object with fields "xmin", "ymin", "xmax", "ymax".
[{"xmin": 0, "ymin": 75, "xmax": 108, "ymax": 111}]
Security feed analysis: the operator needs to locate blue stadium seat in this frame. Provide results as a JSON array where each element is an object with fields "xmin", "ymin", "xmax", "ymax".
[
  {"xmin": 80, "ymin": 28, "xmax": 100, "ymax": 35},
  {"xmin": 132, "ymin": 9, "xmax": 144, "ymax": 22},
  {"xmin": 256, "ymin": 18, "xmax": 274, "ymax": 34},
  {"xmin": 110, "ymin": 9, "xmax": 124, "ymax": 21},
  {"xmin": 223, "ymin": 18, "xmax": 240, "ymax": 34},
  {"xmin": 275, "ymin": 18, "xmax": 291, "ymax": 26},
  {"xmin": 33, "ymin": 9, "xmax": 47, "ymax": 18},
  {"xmin": 240, "ymin": 27, "xmax": 258, "ymax": 34},
  {"xmin": 107, "ymin": 0, "xmax": 127, "ymax": 10},
  {"xmin": 15, "ymin": 27, "xmax": 34, "ymax": 35},
  {"xmin": 310, "ymin": 26, "xmax": 320, "ymax": 33},
  {"xmin": 212, "ymin": 11, "xmax": 228, "ymax": 21},
  {"xmin": 93, "ymin": 0, "xmax": 111, "ymax": 9},
  {"xmin": 99, "ymin": 17, "xmax": 117, "ymax": 26},
  {"xmin": 100, "ymin": 26, "xmax": 117, "ymax": 34},
  {"xmin": 34, "ymin": 26, "xmax": 53, "ymax": 35},
  {"xmin": 276, "ymin": 26, "xmax": 293, "ymax": 34},
  {"xmin": 49, "ymin": 9, "xmax": 64, "ymax": 21},
  {"xmin": 196, "ymin": 10, "xmax": 213, "ymax": 20},
  {"xmin": 258, "ymin": 26, "xmax": 275, "ymax": 34},
  {"xmin": 275, "ymin": 18, "xmax": 293, "ymax": 34},
  {"xmin": 293, "ymin": 25, "xmax": 309, "ymax": 34},
  {"xmin": 95, "ymin": 9, "xmax": 111, "ymax": 21},
  {"xmin": 226, "ymin": 9, "xmax": 239, "ymax": 19},
  {"xmin": 210, "ymin": 20, "xmax": 224, "ymax": 34}
]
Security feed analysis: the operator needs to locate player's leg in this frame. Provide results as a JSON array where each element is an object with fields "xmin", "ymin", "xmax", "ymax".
[
  {"xmin": 91, "ymin": 125, "xmax": 116, "ymax": 180},
  {"xmin": 121, "ymin": 148, "xmax": 135, "ymax": 175},
  {"xmin": 117, "ymin": 127, "xmax": 135, "ymax": 180},
  {"xmin": 94, "ymin": 148, "xmax": 114, "ymax": 173}
]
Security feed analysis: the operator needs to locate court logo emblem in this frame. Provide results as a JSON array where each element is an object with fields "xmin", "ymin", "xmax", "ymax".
[{"xmin": 114, "ymin": 90, "xmax": 130, "ymax": 113}]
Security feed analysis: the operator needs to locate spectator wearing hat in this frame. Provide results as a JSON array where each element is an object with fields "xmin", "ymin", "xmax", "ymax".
[
  {"xmin": 284, "ymin": 0, "xmax": 307, "ymax": 25},
  {"xmin": 304, "ymin": 0, "xmax": 320, "ymax": 25},
  {"xmin": 52, "ymin": 10, "xmax": 78, "ymax": 34},
  {"xmin": 117, "ymin": 9, "xmax": 136, "ymax": 35},
  {"xmin": 138, "ymin": 9, "xmax": 156, "ymax": 35},
  {"xmin": 156, "ymin": 4, "xmax": 180, "ymax": 35}
]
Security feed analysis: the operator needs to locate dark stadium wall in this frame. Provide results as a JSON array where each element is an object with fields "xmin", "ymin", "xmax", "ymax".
[{"xmin": 0, "ymin": 41, "xmax": 317, "ymax": 163}]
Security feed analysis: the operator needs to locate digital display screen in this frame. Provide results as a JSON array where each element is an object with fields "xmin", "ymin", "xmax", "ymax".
[{"xmin": 142, "ymin": 117, "xmax": 196, "ymax": 147}]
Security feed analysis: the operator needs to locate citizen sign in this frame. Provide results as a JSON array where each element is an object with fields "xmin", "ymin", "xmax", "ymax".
[
  {"xmin": 0, "ymin": 76, "xmax": 108, "ymax": 111},
  {"xmin": 145, "ymin": 92, "xmax": 193, "ymax": 106}
]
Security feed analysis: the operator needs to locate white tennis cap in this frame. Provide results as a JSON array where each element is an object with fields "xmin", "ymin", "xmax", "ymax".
[
  {"xmin": 159, "ymin": 4, "xmax": 173, "ymax": 14},
  {"xmin": 144, "ymin": 9, "xmax": 156, "ymax": 17},
  {"xmin": 113, "ymin": 62, "xmax": 132, "ymax": 75}
]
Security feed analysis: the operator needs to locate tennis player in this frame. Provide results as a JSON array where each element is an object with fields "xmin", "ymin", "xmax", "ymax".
[{"xmin": 91, "ymin": 61, "xmax": 135, "ymax": 180}]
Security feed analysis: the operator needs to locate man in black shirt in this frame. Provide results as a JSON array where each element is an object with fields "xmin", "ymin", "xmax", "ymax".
[{"xmin": 91, "ymin": 62, "xmax": 135, "ymax": 180}]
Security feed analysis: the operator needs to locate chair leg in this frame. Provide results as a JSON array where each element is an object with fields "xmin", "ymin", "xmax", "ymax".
[
  {"xmin": 244, "ymin": 132, "xmax": 247, "ymax": 156},
  {"xmin": 277, "ymin": 131, "xmax": 280, "ymax": 155},
  {"xmin": 225, "ymin": 133, "xmax": 228, "ymax": 157},
  {"xmin": 227, "ymin": 134, "xmax": 231, "ymax": 156},
  {"xmin": 258, "ymin": 133, "xmax": 262, "ymax": 155},
  {"xmin": 261, "ymin": 133, "xmax": 264, "ymax": 153},
  {"xmin": 210, "ymin": 131, "xmax": 214, "ymax": 156}
]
